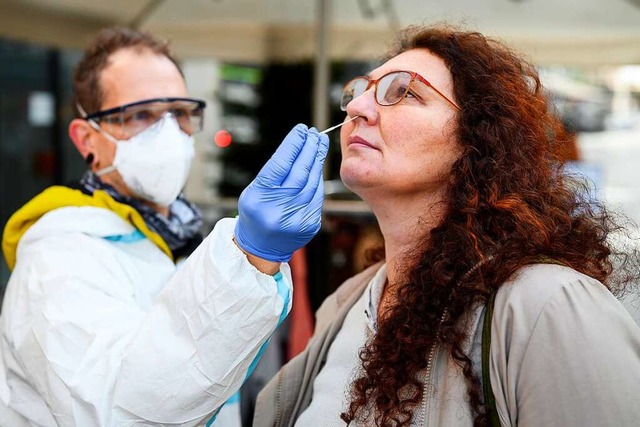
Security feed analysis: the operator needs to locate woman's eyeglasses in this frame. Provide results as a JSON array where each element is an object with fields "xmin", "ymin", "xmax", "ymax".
[{"xmin": 340, "ymin": 70, "xmax": 460, "ymax": 112}]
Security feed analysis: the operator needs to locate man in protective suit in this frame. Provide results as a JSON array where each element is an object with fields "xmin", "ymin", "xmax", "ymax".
[{"xmin": 0, "ymin": 27, "xmax": 329, "ymax": 426}]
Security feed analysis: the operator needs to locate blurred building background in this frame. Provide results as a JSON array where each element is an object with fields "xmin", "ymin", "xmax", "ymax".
[{"xmin": 1, "ymin": 0, "xmax": 639, "ymax": 332}]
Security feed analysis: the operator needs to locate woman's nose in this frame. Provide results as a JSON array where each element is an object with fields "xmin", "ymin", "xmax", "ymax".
[{"xmin": 345, "ymin": 88, "xmax": 379, "ymax": 126}]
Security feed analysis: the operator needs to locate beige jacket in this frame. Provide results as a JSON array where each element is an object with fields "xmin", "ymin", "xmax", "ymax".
[{"xmin": 254, "ymin": 263, "xmax": 640, "ymax": 426}]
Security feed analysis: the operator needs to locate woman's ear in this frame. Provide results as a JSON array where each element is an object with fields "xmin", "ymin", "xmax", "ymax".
[{"xmin": 68, "ymin": 118, "xmax": 93, "ymax": 158}]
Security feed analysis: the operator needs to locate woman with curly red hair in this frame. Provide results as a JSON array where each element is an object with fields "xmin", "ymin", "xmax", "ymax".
[{"xmin": 250, "ymin": 25, "xmax": 640, "ymax": 426}]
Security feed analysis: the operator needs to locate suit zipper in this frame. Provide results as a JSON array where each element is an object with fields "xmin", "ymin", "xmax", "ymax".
[
  {"xmin": 274, "ymin": 370, "xmax": 284, "ymax": 426},
  {"xmin": 415, "ymin": 342, "xmax": 438, "ymax": 426},
  {"xmin": 415, "ymin": 309, "xmax": 448, "ymax": 426}
]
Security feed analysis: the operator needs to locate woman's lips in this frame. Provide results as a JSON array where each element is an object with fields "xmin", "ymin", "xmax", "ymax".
[{"xmin": 347, "ymin": 135, "xmax": 376, "ymax": 149}]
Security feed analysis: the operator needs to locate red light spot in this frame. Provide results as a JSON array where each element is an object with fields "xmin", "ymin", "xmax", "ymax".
[{"xmin": 214, "ymin": 130, "xmax": 232, "ymax": 148}]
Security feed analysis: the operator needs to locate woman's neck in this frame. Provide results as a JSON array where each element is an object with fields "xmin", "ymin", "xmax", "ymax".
[{"xmin": 371, "ymin": 192, "xmax": 447, "ymax": 285}]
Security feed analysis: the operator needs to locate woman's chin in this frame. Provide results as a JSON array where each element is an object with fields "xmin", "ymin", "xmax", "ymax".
[{"xmin": 340, "ymin": 168, "xmax": 377, "ymax": 196}]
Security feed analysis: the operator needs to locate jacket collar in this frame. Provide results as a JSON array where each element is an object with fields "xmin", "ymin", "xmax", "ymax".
[{"xmin": 2, "ymin": 186, "xmax": 172, "ymax": 271}]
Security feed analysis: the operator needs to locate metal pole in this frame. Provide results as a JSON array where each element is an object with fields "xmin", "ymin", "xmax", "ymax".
[
  {"xmin": 314, "ymin": 0, "xmax": 331, "ymax": 175},
  {"xmin": 313, "ymin": 0, "xmax": 330, "ymax": 131},
  {"xmin": 129, "ymin": 0, "xmax": 167, "ymax": 29}
]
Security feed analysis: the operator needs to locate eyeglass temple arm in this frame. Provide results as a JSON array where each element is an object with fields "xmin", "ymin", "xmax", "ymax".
[
  {"xmin": 412, "ymin": 74, "xmax": 461, "ymax": 111},
  {"xmin": 428, "ymin": 84, "xmax": 461, "ymax": 111}
]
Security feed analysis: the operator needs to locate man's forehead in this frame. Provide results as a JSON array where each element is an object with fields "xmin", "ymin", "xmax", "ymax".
[{"xmin": 99, "ymin": 48, "xmax": 187, "ymax": 110}]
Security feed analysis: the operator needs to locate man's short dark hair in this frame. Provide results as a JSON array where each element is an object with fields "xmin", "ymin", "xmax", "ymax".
[{"xmin": 72, "ymin": 27, "xmax": 183, "ymax": 116}]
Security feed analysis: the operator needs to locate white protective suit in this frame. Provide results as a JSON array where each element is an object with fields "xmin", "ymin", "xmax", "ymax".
[{"xmin": 0, "ymin": 187, "xmax": 291, "ymax": 426}]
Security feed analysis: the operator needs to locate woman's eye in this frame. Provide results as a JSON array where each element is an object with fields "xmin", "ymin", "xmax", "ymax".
[
  {"xmin": 383, "ymin": 85, "xmax": 408, "ymax": 103},
  {"xmin": 404, "ymin": 90, "xmax": 417, "ymax": 99},
  {"xmin": 393, "ymin": 85, "xmax": 408, "ymax": 98},
  {"xmin": 397, "ymin": 88, "xmax": 420, "ymax": 103}
]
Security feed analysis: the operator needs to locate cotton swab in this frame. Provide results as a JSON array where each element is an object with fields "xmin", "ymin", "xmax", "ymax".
[{"xmin": 319, "ymin": 115, "xmax": 359, "ymax": 134}]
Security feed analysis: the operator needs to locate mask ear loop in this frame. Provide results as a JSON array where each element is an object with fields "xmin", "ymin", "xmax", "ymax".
[
  {"xmin": 77, "ymin": 103, "xmax": 119, "ymax": 176},
  {"xmin": 77, "ymin": 103, "xmax": 119, "ymax": 143}
]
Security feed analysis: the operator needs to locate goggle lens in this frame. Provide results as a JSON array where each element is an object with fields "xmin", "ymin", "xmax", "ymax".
[{"xmin": 94, "ymin": 99, "xmax": 204, "ymax": 139}]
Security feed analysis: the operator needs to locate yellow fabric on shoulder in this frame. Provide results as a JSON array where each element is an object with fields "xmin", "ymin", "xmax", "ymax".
[{"xmin": 2, "ymin": 186, "xmax": 173, "ymax": 271}]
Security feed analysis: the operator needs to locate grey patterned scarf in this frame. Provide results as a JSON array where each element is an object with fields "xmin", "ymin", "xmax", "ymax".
[{"xmin": 78, "ymin": 171, "xmax": 203, "ymax": 252}]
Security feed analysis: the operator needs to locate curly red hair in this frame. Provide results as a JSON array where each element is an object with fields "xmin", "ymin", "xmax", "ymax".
[{"xmin": 341, "ymin": 25, "xmax": 638, "ymax": 426}]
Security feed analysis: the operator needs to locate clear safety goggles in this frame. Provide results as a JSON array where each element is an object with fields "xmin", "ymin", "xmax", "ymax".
[
  {"xmin": 340, "ymin": 70, "xmax": 461, "ymax": 112},
  {"xmin": 82, "ymin": 97, "xmax": 206, "ymax": 140}
]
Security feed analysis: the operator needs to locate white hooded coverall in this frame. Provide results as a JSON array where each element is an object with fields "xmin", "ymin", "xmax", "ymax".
[{"xmin": 0, "ymin": 187, "xmax": 291, "ymax": 426}]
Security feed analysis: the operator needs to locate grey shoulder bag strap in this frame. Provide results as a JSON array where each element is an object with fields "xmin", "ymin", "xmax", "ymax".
[{"xmin": 482, "ymin": 289, "xmax": 501, "ymax": 427}]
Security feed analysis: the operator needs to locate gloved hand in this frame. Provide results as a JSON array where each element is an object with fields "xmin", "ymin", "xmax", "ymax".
[{"xmin": 234, "ymin": 124, "xmax": 330, "ymax": 262}]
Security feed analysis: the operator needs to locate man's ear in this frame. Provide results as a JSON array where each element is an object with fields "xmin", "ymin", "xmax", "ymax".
[{"xmin": 69, "ymin": 118, "xmax": 93, "ymax": 158}]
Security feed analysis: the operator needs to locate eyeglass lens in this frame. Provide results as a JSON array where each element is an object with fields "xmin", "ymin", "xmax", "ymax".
[
  {"xmin": 340, "ymin": 71, "xmax": 414, "ymax": 111},
  {"xmin": 99, "ymin": 101, "xmax": 204, "ymax": 139}
]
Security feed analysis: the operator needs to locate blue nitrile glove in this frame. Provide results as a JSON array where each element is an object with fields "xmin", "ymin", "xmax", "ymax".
[{"xmin": 234, "ymin": 124, "xmax": 330, "ymax": 262}]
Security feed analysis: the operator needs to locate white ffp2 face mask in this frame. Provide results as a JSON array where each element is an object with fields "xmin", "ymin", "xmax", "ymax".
[{"xmin": 94, "ymin": 113, "xmax": 195, "ymax": 206}]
